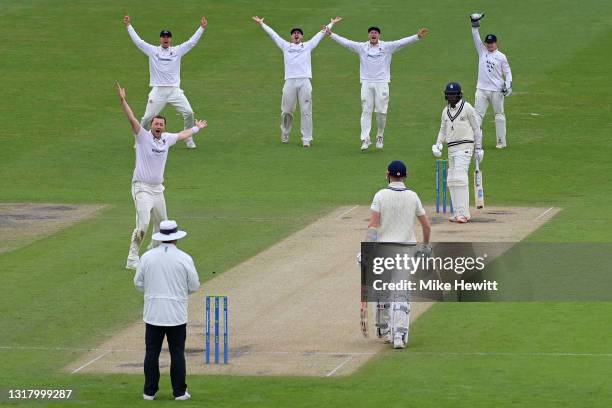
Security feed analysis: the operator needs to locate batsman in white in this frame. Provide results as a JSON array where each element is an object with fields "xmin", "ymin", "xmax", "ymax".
[
  {"xmin": 325, "ymin": 24, "xmax": 429, "ymax": 150},
  {"xmin": 432, "ymin": 82, "xmax": 483, "ymax": 223},
  {"xmin": 469, "ymin": 12, "xmax": 513, "ymax": 149},
  {"xmin": 116, "ymin": 83, "xmax": 207, "ymax": 270},
  {"xmin": 124, "ymin": 14, "xmax": 207, "ymax": 149},
  {"xmin": 252, "ymin": 16, "xmax": 342, "ymax": 147},
  {"xmin": 366, "ymin": 160, "xmax": 431, "ymax": 349}
]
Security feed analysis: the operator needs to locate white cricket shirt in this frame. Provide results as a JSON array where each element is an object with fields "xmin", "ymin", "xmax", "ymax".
[
  {"xmin": 437, "ymin": 100, "xmax": 482, "ymax": 152},
  {"xmin": 132, "ymin": 127, "xmax": 179, "ymax": 185},
  {"xmin": 134, "ymin": 244, "xmax": 200, "ymax": 326},
  {"xmin": 127, "ymin": 25, "xmax": 204, "ymax": 87},
  {"xmin": 471, "ymin": 28, "xmax": 512, "ymax": 92},
  {"xmin": 261, "ymin": 23, "xmax": 331, "ymax": 80},
  {"xmin": 371, "ymin": 182, "xmax": 426, "ymax": 243},
  {"xmin": 330, "ymin": 33, "xmax": 419, "ymax": 83}
]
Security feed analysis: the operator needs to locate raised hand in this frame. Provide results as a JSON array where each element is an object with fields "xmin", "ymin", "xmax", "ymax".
[
  {"xmin": 331, "ymin": 16, "xmax": 343, "ymax": 24},
  {"xmin": 116, "ymin": 82, "xmax": 126, "ymax": 100},
  {"xmin": 252, "ymin": 16, "xmax": 264, "ymax": 24},
  {"xmin": 324, "ymin": 26, "xmax": 332, "ymax": 36},
  {"xmin": 195, "ymin": 119, "xmax": 207, "ymax": 129},
  {"xmin": 417, "ymin": 28, "xmax": 429, "ymax": 38},
  {"xmin": 123, "ymin": 14, "xmax": 131, "ymax": 26},
  {"xmin": 201, "ymin": 16, "xmax": 207, "ymax": 28}
]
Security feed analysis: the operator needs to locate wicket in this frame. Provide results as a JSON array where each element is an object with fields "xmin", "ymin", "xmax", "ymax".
[
  {"xmin": 205, "ymin": 295, "xmax": 229, "ymax": 364},
  {"xmin": 435, "ymin": 159, "xmax": 454, "ymax": 214}
]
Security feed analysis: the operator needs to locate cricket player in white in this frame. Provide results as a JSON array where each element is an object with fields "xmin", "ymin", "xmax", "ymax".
[
  {"xmin": 116, "ymin": 83, "xmax": 207, "ymax": 270},
  {"xmin": 252, "ymin": 16, "xmax": 341, "ymax": 147},
  {"xmin": 432, "ymin": 82, "xmax": 484, "ymax": 223},
  {"xmin": 469, "ymin": 12, "xmax": 513, "ymax": 148},
  {"xmin": 366, "ymin": 160, "xmax": 431, "ymax": 348},
  {"xmin": 124, "ymin": 14, "xmax": 206, "ymax": 149},
  {"xmin": 326, "ymin": 24, "xmax": 429, "ymax": 150}
]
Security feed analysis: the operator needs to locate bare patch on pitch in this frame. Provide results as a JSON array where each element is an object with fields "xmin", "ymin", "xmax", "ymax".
[
  {"xmin": 0, "ymin": 203, "xmax": 106, "ymax": 254},
  {"xmin": 67, "ymin": 206, "xmax": 558, "ymax": 377}
]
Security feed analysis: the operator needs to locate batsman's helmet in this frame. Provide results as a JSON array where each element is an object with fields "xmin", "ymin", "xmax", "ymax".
[{"xmin": 444, "ymin": 82, "xmax": 462, "ymax": 101}]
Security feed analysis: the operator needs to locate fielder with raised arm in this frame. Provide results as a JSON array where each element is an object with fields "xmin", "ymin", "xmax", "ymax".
[
  {"xmin": 252, "ymin": 16, "xmax": 341, "ymax": 147},
  {"xmin": 116, "ymin": 83, "xmax": 207, "ymax": 270},
  {"xmin": 124, "ymin": 14, "xmax": 206, "ymax": 149},
  {"xmin": 469, "ymin": 12, "xmax": 513, "ymax": 149},
  {"xmin": 432, "ymin": 82, "xmax": 484, "ymax": 223},
  {"xmin": 326, "ymin": 24, "xmax": 429, "ymax": 150},
  {"xmin": 366, "ymin": 160, "xmax": 431, "ymax": 349}
]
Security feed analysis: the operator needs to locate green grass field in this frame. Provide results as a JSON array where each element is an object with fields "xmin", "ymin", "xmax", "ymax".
[{"xmin": 2, "ymin": 0, "xmax": 612, "ymax": 406}]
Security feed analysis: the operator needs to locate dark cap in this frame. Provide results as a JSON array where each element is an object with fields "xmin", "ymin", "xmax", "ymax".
[
  {"xmin": 368, "ymin": 26, "xmax": 381, "ymax": 34},
  {"xmin": 484, "ymin": 34, "xmax": 497, "ymax": 43},
  {"xmin": 160, "ymin": 30, "xmax": 172, "ymax": 37},
  {"xmin": 290, "ymin": 27, "xmax": 303, "ymax": 35},
  {"xmin": 388, "ymin": 160, "xmax": 407, "ymax": 178},
  {"xmin": 444, "ymin": 82, "xmax": 462, "ymax": 94}
]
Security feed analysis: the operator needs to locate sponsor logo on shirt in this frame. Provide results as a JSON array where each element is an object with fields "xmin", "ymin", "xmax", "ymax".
[{"xmin": 367, "ymin": 52, "xmax": 384, "ymax": 59}]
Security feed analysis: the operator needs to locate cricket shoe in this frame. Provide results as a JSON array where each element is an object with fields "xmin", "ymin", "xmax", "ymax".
[
  {"xmin": 143, "ymin": 394, "xmax": 155, "ymax": 401},
  {"xmin": 456, "ymin": 215, "xmax": 469, "ymax": 223},
  {"xmin": 175, "ymin": 391, "xmax": 191, "ymax": 401},
  {"xmin": 496, "ymin": 144, "xmax": 506, "ymax": 149},
  {"xmin": 375, "ymin": 136, "xmax": 384, "ymax": 149},
  {"xmin": 393, "ymin": 334, "xmax": 406, "ymax": 349},
  {"xmin": 303, "ymin": 140, "xmax": 311, "ymax": 148},
  {"xmin": 281, "ymin": 134, "xmax": 289, "ymax": 143},
  {"xmin": 186, "ymin": 138, "xmax": 197, "ymax": 149},
  {"xmin": 383, "ymin": 331, "xmax": 392, "ymax": 344},
  {"xmin": 361, "ymin": 137, "xmax": 371, "ymax": 151}
]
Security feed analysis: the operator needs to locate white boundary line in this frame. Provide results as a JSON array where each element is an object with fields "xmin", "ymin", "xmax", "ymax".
[
  {"xmin": 337, "ymin": 205, "xmax": 359, "ymax": 219},
  {"xmin": 70, "ymin": 351, "xmax": 111, "ymax": 374},
  {"xmin": 535, "ymin": 207, "xmax": 555, "ymax": 220},
  {"xmin": 409, "ymin": 351, "xmax": 612, "ymax": 357},
  {"xmin": 326, "ymin": 355, "xmax": 355, "ymax": 377}
]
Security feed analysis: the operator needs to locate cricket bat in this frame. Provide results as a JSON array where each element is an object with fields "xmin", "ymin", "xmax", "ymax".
[{"xmin": 474, "ymin": 158, "xmax": 484, "ymax": 209}]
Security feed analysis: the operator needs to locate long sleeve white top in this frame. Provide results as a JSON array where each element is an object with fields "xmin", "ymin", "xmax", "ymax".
[
  {"xmin": 127, "ymin": 25, "xmax": 204, "ymax": 87},
  {"xmin": 436, "ymin": 100, "xmax": 483, "ymax": 152},
  {"xmin": 471, "ymin": 27, "xmax": 512, "ymax": 92},
  {"xmin": 134, "ymin": 244, "xmax": 200, "ymax": 326},
  {"xmin": 330, "ymin": 33, "xmax": 419, "ymax": 83},
  {"xmin": 260, "ymin": 23, "xmax": 332, "ymax": 80}
]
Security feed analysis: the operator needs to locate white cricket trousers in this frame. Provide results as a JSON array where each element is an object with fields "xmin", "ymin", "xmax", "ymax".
[
  {"xmin": 446, "ymin": 146, "xmax": 474, "ymax": 219},
  {"xmin": 141, "ymin": 86, "xmax": 195, "ymax": 143},
  {"xmin": 360, "ymin": 82, "xmax": 389, "ymax": 141},
  {"xmin": 281, "ymin": 78, "xmax": 313, "ymax": 142},
  {"xmin": 474, "ymin": 89, "xmax": 506, "ymax": 147},
  {"xmin": 127, "ymin": 181, "xmax": 167, "ymax": 262}
]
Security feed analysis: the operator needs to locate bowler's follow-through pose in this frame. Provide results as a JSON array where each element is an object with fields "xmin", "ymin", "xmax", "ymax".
[
  {"xmin": 432, "ymin": 82, "xmax": 483, "ymax": 223},
  {"xmin": 326, "ymin": 24, "xmax": 429, "ymax": 150},
  {"xmin": 116, "ymin": 83, "xmax": 207, "ymax": 270},
  {"xmin": 124, "ymin": 14, "xmax": 206, "ymax": 149},
  {"xmin": 469, "ymin": 12, "xmax": 513, "ymax": 148},
  {"xmin": 252, "ymin": 16, "xmax": 341, "ymax": 147}
]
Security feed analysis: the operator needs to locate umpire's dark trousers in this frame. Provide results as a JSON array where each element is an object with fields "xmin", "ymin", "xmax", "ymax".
[{"xmin": 144, "ymin": 323, "xmax": 187, "ymax": 398}]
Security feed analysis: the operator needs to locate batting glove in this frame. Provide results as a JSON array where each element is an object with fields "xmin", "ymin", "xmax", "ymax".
[
  {"xmin": 502, "ymin": 83, "xmax": 513, "ymax": 97},
  {"xmin": 470, "ymin": 12, "xmax": 485, "ymax": 27},
  {"xmin": 432, "ymin": 143, "xmax": 443, "ymax": 158},
  {"xmin": 476, "ymin": 148, "xmax": 485, "ymax": 163},
  {"xmin": 415, "ymin": 244, "xmax": 433, "ymax": 259}
]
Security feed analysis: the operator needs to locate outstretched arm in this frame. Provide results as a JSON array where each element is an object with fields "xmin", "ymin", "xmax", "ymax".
[
  {"xmin": 306, "ymin": 16, "xmax": 342, "ymax": 49},
  {"xmin": 116, "ymin": 82, "xmax": 141, "ymax": 136},
  {"xmin": 387, "ymin": 28, "xmax": 428, "ymax": 53},
  {"xmin": 177, "ymin": 119, "xmax": 207, "ymax": 141},
  {"xmin": 328, "ymin": 30, "xmax": 362, "ymax": 54},
  {"xmin": 124, "ymin": 14, "xmax": 156, "ymax": 56},
  {"xmin": 252, "ymin": 16, "xmax": 289, "ymax": 50},
  {"xmin": 175, "ymin": 16, "xmax": 207, "ymax": 56}
]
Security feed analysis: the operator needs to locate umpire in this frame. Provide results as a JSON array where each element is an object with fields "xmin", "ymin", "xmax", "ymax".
[{"xmin": 134, "ymin": 220, "xmax": 200, "ymax": 401}]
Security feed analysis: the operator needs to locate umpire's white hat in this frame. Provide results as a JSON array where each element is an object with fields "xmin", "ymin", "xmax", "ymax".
[{"xmin": 152, "ymin": 220, "xmax": 187, "ymax": 241}]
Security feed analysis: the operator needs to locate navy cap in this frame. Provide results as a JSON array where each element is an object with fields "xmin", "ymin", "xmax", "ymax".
[
  {"xmin": 368, "ymin": 26, "xmax": 381, "ymax": 34},
  {"xmin": 290, "ymin": 27, "xmax": 303, "ymax": 35},
  {"xmin": 388, "ymin": 160, "xmax": 407, "ymax": 177},
  {"xmin": 484, "ymin": 34, "xmax": 497, "ymax": 43},
  {"xmin": 160, "ymin": 30, "xmax": 172, "ymax": 37}
]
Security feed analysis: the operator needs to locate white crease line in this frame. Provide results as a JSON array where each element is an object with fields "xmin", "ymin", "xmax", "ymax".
[
  {"xmin": 338, "ymin": 205, "xmax": 359, "ymax": 219},
  {"xmin": 70, "ymin": 351, "xmax": 111, "ymax": 374},
  {"xmin": 326, "ymin": 354, "xmax": 355, "ymax": 377},
  {"xmin": 409, "ymin": 351, "xmax": 612, "ymax": 357},
  {"xmin": 535, "ymin": 207, "xmax": 555, "ymax": 220}
]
